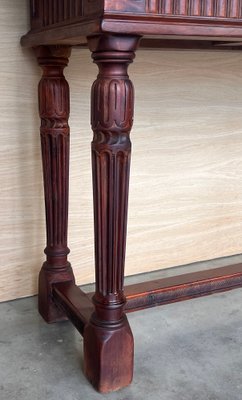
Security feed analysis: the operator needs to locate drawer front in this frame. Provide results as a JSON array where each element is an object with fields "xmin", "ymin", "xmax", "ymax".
[
  {"xmin": 146, "ymin": 0, "xmax": 242, "ymax": 18},
  {"xmin": 105, "ymin": 0, "xmax": 242, "ymax": 19}
]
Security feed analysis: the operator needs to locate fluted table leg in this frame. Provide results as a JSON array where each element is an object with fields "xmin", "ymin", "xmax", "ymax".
[
  {"xmin": 36, "ymin": 46, "xmax": 75, "ymax": 323},
  {"xmin": 83, "ymin": 34, "xmax": 141, "ymax": 393}
]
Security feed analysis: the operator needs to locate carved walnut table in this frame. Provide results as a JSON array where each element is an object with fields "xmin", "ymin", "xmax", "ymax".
[{"xmin": 21, "ymin": 0, "xmax": 242, "ymax": 393}]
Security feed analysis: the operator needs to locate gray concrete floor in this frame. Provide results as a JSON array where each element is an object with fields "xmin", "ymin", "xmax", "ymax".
[{"xmin": 2, "ymin": 256, "xmax": 242, "ymax": 400}]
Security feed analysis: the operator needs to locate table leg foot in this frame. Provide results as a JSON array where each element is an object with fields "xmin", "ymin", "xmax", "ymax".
[
  {"xmin": 84, "ymin": 315, "xmax": 134, "ymax": 393},
  {"xmin": 86, "ymin": 34, "xmax": 141, "ymax": 391}
]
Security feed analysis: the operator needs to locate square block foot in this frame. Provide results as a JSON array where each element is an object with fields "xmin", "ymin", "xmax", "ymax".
[
  {"xmin": 38, "ymin": 263, "xmax": 75, "ymax": 323},
  {"xmin": 83, "ymin": 315, "xmax": 134, "ymax": 393}
]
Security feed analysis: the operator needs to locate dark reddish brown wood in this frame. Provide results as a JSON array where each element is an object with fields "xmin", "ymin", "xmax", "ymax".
[
  {"xmin": 37, "ymin": 46, "xmax": 75, "ymax": 323},
  {"xmin": 75, "ymin": 38, "xmax": 242, "ymax": 51},
  {"xmin": 81, "ymin": 34, "xmax": 141, "ymax": 393},
  {"xmin": 51, "ymin": 262, "xmax": 242, "ymax": 337},
  {"xmin": 124, "ymin": 263, "xmax": 242, "ymax": 312},
  {"xmin": 53, "ymin": 282, "xmax": 93, "ymax": 335},
  {"xmin": 139, "ymin": 38, "xmax": 242, "ymax": 50},
  {"xmin": 28, "ymin": 0, "xmax": 242, "ymax": 24},
  {"xmin": 105, "ymin": 0, "xmax": 242, "ymax": 18},
  {"xmin": 101, "ymin": 16, "xmax": 242, "ymax": 39},
  {"xmin": 21, "ymin": 0, "xmax": 242, "ymax": 48},
  {"xmin": 22, "ymin": 1, "xmax": 242, "ymax": 394},
  {"xmin": 29, "ymin": 0, "xmax": 103, "ymax": 30}
]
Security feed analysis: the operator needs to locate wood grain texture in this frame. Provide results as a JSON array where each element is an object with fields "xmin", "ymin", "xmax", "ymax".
[
  {"xmin": 124, "ymin": 263, "xmax": 242, "ymax": 311},
  {"xmin": 23, "ymin": 0, "xmax": 242, "ymax": 48},
  {"xmin": 2, "ymin": 1, "xmax": 242, "ymax": 302},
  {"xmin": 52, "ymin": 262, "xmax": 242, "ymax": 322},
  {"xmin": 81, "ymin": 35, "xmax": 140, "ymax": 393},
  {"xmin": 29, "ymin": 0, "xmax": 242, "ymax": 21},
  {"xmin": 145, "ymin": 0, "xmax": 242, "ymax": 18},
  {"xmin": 30, "ymin": 0, "xmax": 103, "ymax": 30},
  {"xmin": 69, "ymin": 47, "xmax": 242, "ymax": 287},
  {"xmin": 105, "ymin": 0, "xmax": 242, "ymax": 18},
  {"xmin": 37, "ymin": 45, "xmax": 75, "ymax": 323}
]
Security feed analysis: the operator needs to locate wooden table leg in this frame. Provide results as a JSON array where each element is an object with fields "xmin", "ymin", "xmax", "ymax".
[
  {"xmin": 83, "ymin": 34, "xmax": 141, "ymax": 393},
  {"xmin": 36, "ymin": 46, "xmax": 75, "ymax": 323}
]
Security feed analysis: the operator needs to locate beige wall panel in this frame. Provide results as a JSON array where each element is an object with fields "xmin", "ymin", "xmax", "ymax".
[{"xmin": 1, "ymin": 1, "xmax": 242, "ymax": 302}]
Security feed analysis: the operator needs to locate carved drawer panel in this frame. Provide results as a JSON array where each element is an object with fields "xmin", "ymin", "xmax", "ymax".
[
  {"xmin": 146, "ymin": 0, "xmax": 242, "ymax": 18},
  {"xmin": 30, "ymin": 0, "xmax": 102, "ymax": 29},
  {"xmin": 105, "ymin": 0, "xmax": 242, "ymax": 19}
]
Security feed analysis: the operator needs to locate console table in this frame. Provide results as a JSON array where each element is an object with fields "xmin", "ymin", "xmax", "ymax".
[{"xmin": 21, "ymin": 0, "xmax": 242, "ymax": 393}]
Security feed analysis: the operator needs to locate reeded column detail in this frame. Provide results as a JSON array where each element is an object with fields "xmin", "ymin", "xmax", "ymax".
[
  {"xmin": 36, "ymin": 46, "xmax": 75, "ymax": 322},
  {"xmin": 91, "ymin": 61, "xmax": 134, "ymax": 318},
  {"xmin": 84, "ymin": 34, "xmax": 141, "ymax": 393}
]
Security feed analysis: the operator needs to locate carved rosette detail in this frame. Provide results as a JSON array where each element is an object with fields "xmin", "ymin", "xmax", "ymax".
[{"xmin": 37, "ymin": 47, "xmax": 71, "ymax": 269}]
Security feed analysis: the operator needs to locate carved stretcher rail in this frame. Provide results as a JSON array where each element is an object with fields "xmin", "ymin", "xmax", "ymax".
[
  {"xmin": 53, "ymin": 262, "xmax": 242, "ymax": 334},
  {"xmin": 22, "ymin": 0, "xmax": 242, "ymax": 394}
]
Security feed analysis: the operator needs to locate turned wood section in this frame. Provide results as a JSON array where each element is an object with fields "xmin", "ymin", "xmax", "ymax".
[
  {"xmin": 52, "ymin": 262, "xmax": 242, "ymax": 327},
  {"xmin": 36, "ymin": 46, "xmax": 75, "ymax": 323},
  {"xmin": 90, "ymin": 36, "xmax": 136, "ymax": 317},
  {"xmin": 20, "ymin": 0, "xmax": 242, "ymax": 395},
  {"xmin": 82, "ymin": 35, "xmax": 141, "ymax": 393}
]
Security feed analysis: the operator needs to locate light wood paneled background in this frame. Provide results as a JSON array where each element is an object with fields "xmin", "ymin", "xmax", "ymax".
[{"xmin": 1, "ymin": 1, "xmax": 242, "ymax": 302}]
